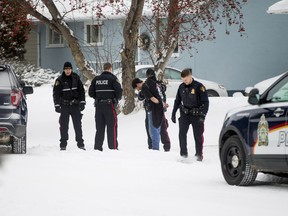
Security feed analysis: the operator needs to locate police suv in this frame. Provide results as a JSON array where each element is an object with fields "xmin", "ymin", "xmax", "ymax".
[
  {"xmin": 0, "ymin": 64, "xmax": 33, "ymax": 154},
  {"xmin": 219, "ymin": 72, "xmax": 288, "ymax": 186}
]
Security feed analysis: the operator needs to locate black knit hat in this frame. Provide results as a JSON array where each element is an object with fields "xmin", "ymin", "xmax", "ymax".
[
  {"xmin": 131, "ymin": 78, "xmax": 143, "ymax": 89},
  {"xmin": 146, "ymin": 68, "xmax": 156, "ymax": 78},
  {"xmin": 63, "ymin": 61, "xmax": 72, "ymax": 69}
]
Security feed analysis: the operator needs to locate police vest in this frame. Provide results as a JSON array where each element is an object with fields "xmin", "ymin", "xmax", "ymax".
[{"xmin": 59, "ymin": 74, "xmax": 80, "ymax": 101}]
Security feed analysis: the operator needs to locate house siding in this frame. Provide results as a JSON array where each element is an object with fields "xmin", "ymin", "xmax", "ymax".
[
  {"xmin": 24, "ymin": 25, "xmax": 39, "ymax": 66},
  {"xmin": 166, "ymin": 0, "xmax": 288, "ymax": 90}
]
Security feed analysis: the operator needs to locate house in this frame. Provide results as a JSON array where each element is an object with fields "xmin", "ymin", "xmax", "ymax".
[{"xmin": 24, "ymin": 0, "xmax": 288, "ymax": 91}]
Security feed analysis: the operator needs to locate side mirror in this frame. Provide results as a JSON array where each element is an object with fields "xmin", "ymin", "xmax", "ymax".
[
  {"xmin": 23, "ymin": 86, "xmax": 34, "ymax": 95},
  {"xmin": 248, "ymin": 88, "xmax": 260, "ymax": 105}
]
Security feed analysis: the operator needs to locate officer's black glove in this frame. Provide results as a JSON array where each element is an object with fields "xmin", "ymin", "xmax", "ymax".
[
  {"xmin": 55, "ymin": 106, "xmax": 61, "ymax": 113},
  {"xmin": 171, "ymin": 115, "xmax": 176, "ymax": 123},
  {"xmin": 199, "ymin": 114, "xmax": 205, "ymax": 123},
  {"xmin": 79, "ymin": 103, "xmax": 85, "ymax": 111}
]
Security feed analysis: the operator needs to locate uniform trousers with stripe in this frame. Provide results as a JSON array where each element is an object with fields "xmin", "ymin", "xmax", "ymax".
[
  {"xmin": 59, "ymin": 105, "xmax": 84, "ymax": 148},
  {"xmin": 178, "ymin": 111, "xmax": 204, "ymax": 157},
  {"xmin": 94, "ymin": 102, "xmax": 118, "ymax": 150}
]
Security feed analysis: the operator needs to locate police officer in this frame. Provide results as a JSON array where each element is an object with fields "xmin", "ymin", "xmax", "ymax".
[
  {"xmin": 53, "ymin": 61, "xmax": 86, "ymax": 151},
  {"xmin": 171, "ymin": 68, "xmax": 209, "ymax": 161},
  {"xmin": 88, "ymin": 62, "xmax": 123, "ymax": 151},
  {"xmin": 132, "ymin": 77, "xmax": 171, "ymax": 151}
]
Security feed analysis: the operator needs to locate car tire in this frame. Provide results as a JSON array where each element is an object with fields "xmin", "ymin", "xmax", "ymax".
[
  {"xmin": 220, "ymin": 135, "xmax": 257, "ymax": 186},
  {"xmin": 207, "ymin": 90, "xmax": 219, "ymax": 97},
  {"xmin": 12, "ymin": 135, "xmax": 27, "ymax": 154}
]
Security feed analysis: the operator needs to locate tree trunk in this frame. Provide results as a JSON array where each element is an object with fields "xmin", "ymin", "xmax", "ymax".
[
  {"xmin": 121, "ymin": 0, "xmax": 145, "ymax": 115},
  {"xmin": 121, "ymin": 49, "xmax": 136, "ymax": 115}
]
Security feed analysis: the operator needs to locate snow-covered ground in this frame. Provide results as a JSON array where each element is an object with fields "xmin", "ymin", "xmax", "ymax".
[{"xmin": 0, "ymin": 84, "xmax": 288, "ymax": 216}]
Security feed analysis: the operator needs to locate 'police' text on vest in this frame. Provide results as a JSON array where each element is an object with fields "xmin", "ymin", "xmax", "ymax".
[{"xmin": 96, "ymin": 80, "xmax": 108, "ymax": 85}]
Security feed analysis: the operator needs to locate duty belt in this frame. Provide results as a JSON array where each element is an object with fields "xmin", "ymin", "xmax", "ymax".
[
  {"xmin": 61, "ymin": 99, "xmax": 79, "ymax": 106},
  {"xmin": 180, "ymin": 105, "xmax": 201, "ymax": 116},
  {"xmin": 95, "ymin": 98, "xmax": 113, "ymax": 104}
]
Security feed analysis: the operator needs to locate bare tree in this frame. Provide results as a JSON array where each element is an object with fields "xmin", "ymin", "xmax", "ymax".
[
  {"xmin": 15, "ymin": 0, "xmax": 96, "ymax": 80},
  {"xmin": 140, "ymin": 0, "xmax": 247, "ymax": 80},
  {"xmin": 96, "ymin": 0, "xmax": 247, "ymax": 114},
  {"xmin": 14, "ymin": 0, "xmax": 143, "ymax": 114}
]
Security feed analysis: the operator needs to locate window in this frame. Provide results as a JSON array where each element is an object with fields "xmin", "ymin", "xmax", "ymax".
[
  {"xmin": 47, "ymin": 28, "xmax": 64, "ymax": 47},
  {"xmin": 267, "ymin": 75, "xmax": 288, "ymax": 102},
  {"xmin": 164, "ymin": 68, "xmax": 181, "ymax": 80},
  {"xmin": 86, "ymin": 23, "xmax": 103, "ymax": 45},
  {"xmin": 0, "ymin": 71, "xmax": 10, "ymax": 87},
  {"xmin": 136, "ymin": 68, "xmax": 147, "ymax": 79}
]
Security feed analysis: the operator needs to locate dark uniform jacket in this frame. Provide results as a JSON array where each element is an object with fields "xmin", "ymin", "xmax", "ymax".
[
  {"xmin": 53, "ymin": 72, "xmax": 85, "ymax": 106},
  {"xmin": 141, "ymin": 77, "xmax": 164, "ymax": 128},
  {"xmin": 88, "ymin": 71, "xmax": 122, "ymax": 103},
  {"xmin": 172, "ymin": 79, "xmax": 209, "ymax": 117}
]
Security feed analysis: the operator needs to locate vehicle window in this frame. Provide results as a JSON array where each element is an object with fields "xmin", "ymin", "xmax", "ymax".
[
  {"xmin": 0, "ymin": 72, "xmax": 11, "ymax": 87},
  {"xmin": 266, "ymin": 75, "xmax": 288, "ymax": 102},
  {"xmin": 136, "ymin": 68, "xmax": 148, "ymax": 79},
  {"xmin": 9, "ymin": 69, "xmax": 20, "ymax": 88},
  {"xmin": 164, "ymin": 68, "xmax": 181, "ymax": 80}
]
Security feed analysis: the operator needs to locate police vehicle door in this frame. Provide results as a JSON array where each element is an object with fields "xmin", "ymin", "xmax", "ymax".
[{"xmin": 249, "ymin": 75, "xmax": 288, "ymax": 170}]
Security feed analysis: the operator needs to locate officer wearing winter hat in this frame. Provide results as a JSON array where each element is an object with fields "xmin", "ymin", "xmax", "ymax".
[{"xmin": 53, "ymin": 61, "xmax": 86, "ymax": 151}]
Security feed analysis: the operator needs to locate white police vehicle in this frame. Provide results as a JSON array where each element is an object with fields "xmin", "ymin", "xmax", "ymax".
[{"xmin": 219, "ymin": 72, "xmax": 288, "ymax": 186}]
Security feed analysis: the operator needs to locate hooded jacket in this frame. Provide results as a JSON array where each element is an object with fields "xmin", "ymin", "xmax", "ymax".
[{"xmin": 141, "ymin": 76, "xmax": 164, "ymax": 128}]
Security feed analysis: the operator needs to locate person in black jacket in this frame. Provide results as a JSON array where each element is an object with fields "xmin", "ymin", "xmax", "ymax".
[
  {"xmin": 53, "ymin": 61, "xmax": 86, "ymax": 151},
  {"xmin": 88, "ymin": 62, "xmax": 123, "ymax": 151},
  {"xmin": 171, "ymin": 68, "xmax": 209, "ymax": 161},
  {"xmin": 140, "ymin": 69, "xmax": 165, "ymax": 150},
  {"xmin": 132, "ymin": 77, "xmax": 171, "ymax": 151}
]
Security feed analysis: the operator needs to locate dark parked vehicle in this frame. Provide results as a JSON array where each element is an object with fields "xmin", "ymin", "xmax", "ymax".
[
  {"xmin": 219, "ymin": 72, "xmax": 288, "ymax": 186},
  {"xmin": 0, "ymin": 64, "xmax": 33, "ymax": 154}
]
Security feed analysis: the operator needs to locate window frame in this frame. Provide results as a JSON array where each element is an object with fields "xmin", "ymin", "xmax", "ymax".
[
  {"xmin": 46, "ymin": 27, "xmax": 64, "ymax": 48},
  {"xmin": 84, "ymin": 21, "xmax": 103, "ymax": 46}
]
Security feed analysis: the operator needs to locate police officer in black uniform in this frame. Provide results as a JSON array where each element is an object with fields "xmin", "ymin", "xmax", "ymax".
[
  {"xmin": 88, "ymin": 62, "xmax": 122, "ymax": 151},
  {"xmin": 53, "ymin": 61, "xmax": 86, "ymax": 151},
  {"xmin": 171, "ymin": 68, "xmax": 209, "ymax": 161}
]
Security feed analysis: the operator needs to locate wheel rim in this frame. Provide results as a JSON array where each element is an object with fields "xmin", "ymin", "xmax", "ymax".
[
  {"xmin": 207, "ymin": 90, "xmax": 219, "ymax": 97},
  {"xmin": 226, "ymin": 146, "xmax": 242, "ymax": 178}
]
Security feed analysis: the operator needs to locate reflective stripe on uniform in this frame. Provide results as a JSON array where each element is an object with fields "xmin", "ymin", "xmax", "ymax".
[
  {"xmin": 62, "ymin": 87, "xmax": 78, "ymax": 92},
  {"xmin": 95, "ymin": 90, "xmax": 115, "ymax": 92}
]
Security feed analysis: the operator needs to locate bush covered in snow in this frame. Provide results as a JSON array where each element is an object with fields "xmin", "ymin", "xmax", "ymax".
[{"xmin": 1, "ymin": 59, "xmax": 60, "ymax": 87}]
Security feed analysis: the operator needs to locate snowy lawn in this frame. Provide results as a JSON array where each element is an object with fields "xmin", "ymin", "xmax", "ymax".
[{"xmin": 0, "ymin": 85, "xmax": 288, "ymax": 216}]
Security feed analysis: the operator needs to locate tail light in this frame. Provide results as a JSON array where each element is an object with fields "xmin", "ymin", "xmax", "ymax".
[
  {"xmin": 0, "ymin": 127, "xmax": 9, "ymax": 132},
  {"xmin": 11, "ymin": 90, "xmax": 22, "ymax": 106}
]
